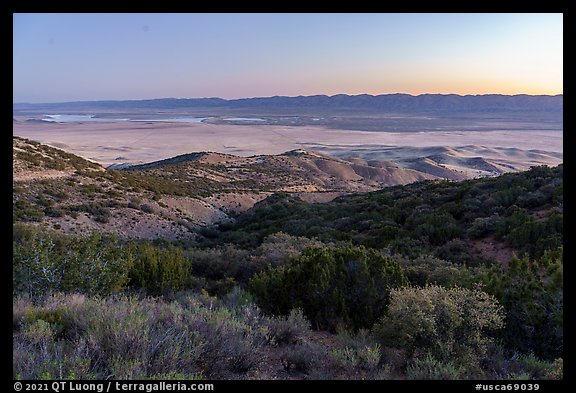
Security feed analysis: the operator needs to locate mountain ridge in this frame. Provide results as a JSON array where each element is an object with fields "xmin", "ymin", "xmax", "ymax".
[{"xmin": 13, "ymin": 93, "xmax": 563, "ymax": 113}]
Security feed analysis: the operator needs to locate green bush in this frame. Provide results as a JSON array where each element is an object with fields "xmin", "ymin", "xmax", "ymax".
[
  {"xmin": 252, "ymin": 232, "xmax": 324, "ymax": 269},
  {"xmin": 372, "ymin": 285, "xmax": 504, "ymax": 364},
  {"xmin": 467, "ymin": 215, "xmax": 504, "ymax": 239},
  {"xmin": 13, "ymin": 199, "xmax": 45, "ymax": 222},
  {"xmin": 44, "ymin": 206, "xmax": 65, "ymax": 218},
  {"xmin": 545, "ymin": 358, "xmax": 563, "ymax": 380},
  {"xmin": 480, "ymin": 250, "xmax": 563, "ymax": 359},
  {"xmin": 405, "ymin": 354, "xmax": 467, "ymax": 380},
  {"xmin": 67, "ymin": 203, "xmax": 112, "ymax": 223},
  {"xmin": 250, "ymin": 245, "xmax": 408, "ymax": 331},
  {"xmin": 129, "ymin": 243, "xmax": 191, "ymax": 295},
  {"xmin": 330, "ymin": 343, "xmax": 382, "ymax": 373},
  {"xmin": 410, "ymin": 212, "xmax": 462, "ymax": 246},
  {"xmin": 13, "ymin": 229, "xmax": 133, "ymax": 298},
  {"xmin": 400, "ymin": 255, "xmax": 476, "ymax": 288},
  {"xmin": 140, "ymin": 204, "xmax": 154, "ymax": 214},
  {"xmin": 187, "ymin": 244, "xmax": 252, "ymax": 285}
]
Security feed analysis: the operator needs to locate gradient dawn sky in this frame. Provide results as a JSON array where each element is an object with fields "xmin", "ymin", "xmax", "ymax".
[{"xmin": 13, "ymin": 13, "xmax": 563, "ymax": 103}]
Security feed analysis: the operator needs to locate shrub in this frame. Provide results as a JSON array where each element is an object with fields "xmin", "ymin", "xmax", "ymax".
[
  {"xmin": 410, "ymin": 212, "xmax": 462, "ymax": 246},
  {"xmin": 23, "ymin": 319, "xmax": 54, "ymax": 344},
  {"xmin": 182, "ymin": 302, "xmax": 267, "ymax": 378},
  {"xmin": 434, "ymin": 238, "xmax": 475, "ymax": 265},
  {"xmin": 13, "ymin": 230, "xmax": 133, "ymax": 298},
  {"xmin": 467, "ymin": 215, "xmax": 504, "ymax": 239},
  {"xmin": 13, "ymin": 338, "xmax": 96, "ymax": 380},
  {"xmin": 129, "ymin": 243, "xmax": 190, "ymax": 295},
  {"xmin": 222, "ymin": 286, "xmax": 256, "ymax": 310},
  {"xmin": 252, "ymin": 232, "xmax": 324, "ymax": 269},
  {"xmin": 330, "ymin": 343, "xmax": 381, "ymax": 373},
  {"xmin": 405, "ymin": 354, "xmax": 467, "ymax": 380},
  {"xmin": 13, "ymin": 199, "xmax": 44, "ymax": 222},
  {"xmin": 45, "ymin": 206, "xmax": 65, "ymax": 218},
  {"xmin": 45, "ymin": 159, "xmax": 66, "ymax": 170},
  {"xmin": 67, "ymin": 203, "xmax": 112, "ymax": 223},
  {"xmin": 280, "ymin": 343, "xmax": 324, "ymax": 374},
  {"xmin": 545, "ymin": 358, "xmax": 563, "ymax": 380},
  {"xmin": 372, "ymin": 285, "xmax": 504, "ymax": 364},
  {"xmin": 45, "ymin": 189, "xmax": 69, "ymax": 201},
  {"xmin": 481, "ymin": 251, "xmax": 563, "ymax": 359},
  {"xmin": 400, "ymin": 255, "xmax": 476, "ymax": 288},
  {"xmin": 93, "ymin": 211, "xmax": 111, "ymax": 223},
  {"xmin": 518, "ymin": 353, "xmax": 558, "ymax": 380},
  {"xmin": 140, "ymin": 204, "xmax": 154, "ymax": 214},
  {"xmin": 13, "ymin": 293, "xmax": 270, "ymax": 380},
  {"xmin": 250, "ymin": 245, "xmax": 408, "ymax": 331},
  {"xmin": 266, "ymin": 308, "xmax": 311, "ymax": 346},
  {"xmin": 187, "ymin": 244, "xmax": 253, "ymax": 285}
]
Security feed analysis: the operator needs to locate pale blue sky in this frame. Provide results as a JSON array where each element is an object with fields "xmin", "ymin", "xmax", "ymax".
[{"xmin": 13, "ymin": 13, "xmax": 563, "ymax": 103}]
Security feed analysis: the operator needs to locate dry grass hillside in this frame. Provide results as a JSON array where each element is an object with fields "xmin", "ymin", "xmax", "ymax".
[{"xmin": 13, "ymin": 137, "xmax": 436, "ymax": 240}]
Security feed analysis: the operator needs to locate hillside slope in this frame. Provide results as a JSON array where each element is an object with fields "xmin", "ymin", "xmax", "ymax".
[
  {"xmin": 207, "ymin": 164, "xmax": 563, "ymax": 266},
  {"xmin": 13, "ymin": 137, "xmax": 434, "ymax": 240}
]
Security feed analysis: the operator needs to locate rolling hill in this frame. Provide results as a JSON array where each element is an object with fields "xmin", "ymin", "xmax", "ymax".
[{"xmin": 13, "ymin": 137, "xmax": 436, "ymax": 240}]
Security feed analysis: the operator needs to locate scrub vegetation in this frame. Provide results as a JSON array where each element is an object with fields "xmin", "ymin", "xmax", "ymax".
[{"xmin": 13, "ymin": 138, "xmax": 563, "ymax": 380}]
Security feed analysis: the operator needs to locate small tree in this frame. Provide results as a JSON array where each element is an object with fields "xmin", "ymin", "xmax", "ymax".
[
  {"xmin": 250, "ymin": 245, "xmax": 407, "ymax": 331},
  {"xmin": 481, "ymin": 250, "xmax": 563, "ymax": 359}
]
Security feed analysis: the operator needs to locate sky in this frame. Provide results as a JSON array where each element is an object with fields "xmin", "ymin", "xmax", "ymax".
[{"xmin": 13, "ymin": 13, "xmax": 563, "ymax": 103}]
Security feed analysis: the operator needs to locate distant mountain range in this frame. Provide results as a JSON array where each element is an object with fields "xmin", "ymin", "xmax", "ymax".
[{"xmin": 13, "ymin": 93, "xmax": 563, "ymax": 113}]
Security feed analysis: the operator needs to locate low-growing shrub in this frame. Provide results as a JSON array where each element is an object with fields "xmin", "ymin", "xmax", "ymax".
[
  {"xmin": 13, "ymin": 292, "xmax": 273, "ymax": 380},
  {"xmin": 266, "ymin": 308, "xmax": 310, "ymax": 346},
  {"xmin": 405, "ymin": 354, "xmax": 467, "ymax": 380},
  {"xmin": 13, "ymin": 199, "xmax": 44, "ymax": 222},
  {"xmin": 280, "ymin": 343, "xmax": 324, "ymax": 374}
]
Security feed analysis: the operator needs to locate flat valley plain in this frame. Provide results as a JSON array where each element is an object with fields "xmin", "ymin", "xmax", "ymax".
[{"xmin": 12, "ymin": 110, "xmax": 563, "ymax": 175}]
